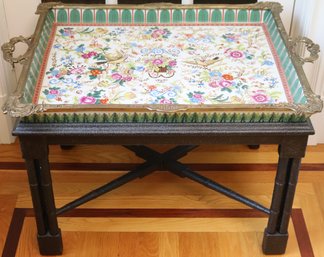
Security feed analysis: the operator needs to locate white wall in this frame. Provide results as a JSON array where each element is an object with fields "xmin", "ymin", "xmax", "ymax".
[
  {"xmin": 291, "ymin": 0, "xmax": 324, "ymax": 144},
  {"xmin": 0, "ymin": 0, "xmax": 17, "ymax": 144},
  {"xmin": 0, "ymin": 0, "xmax": 40, "ymax": 143}
]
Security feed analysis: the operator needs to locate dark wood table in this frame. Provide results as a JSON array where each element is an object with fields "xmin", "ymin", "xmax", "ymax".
[{"xmin": 13, "ymin": 120, "xmax": 314, "ymax": 255}]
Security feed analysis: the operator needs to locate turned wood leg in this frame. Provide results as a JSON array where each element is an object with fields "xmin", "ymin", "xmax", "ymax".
[
  {"xmin": 20, "ymin": 136, "xmax": 63, "ymax": 255},
  {"xmin": 262, "ymin": 137, "xmax": 308, "ymax": 254}
]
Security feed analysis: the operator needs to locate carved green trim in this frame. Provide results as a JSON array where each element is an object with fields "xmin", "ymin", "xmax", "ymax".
[
  {"xmin": 70, "ymin": 9, "xmax": 81, "ymax": 23},
  {"xmin": 134, "ymin": 10, "xmax": 145, "ymax": 23},
  {"xmin": 20, "ymin": 112, "xmax": 307, "ymax": 124},
  {"xmin": 96, "ymin": 9, "xmax": 107, "ymax": 24},
  {"xmin": 160, "ymin": 10, "xmax": 170, "ymax": 23},
  {"xmin": 147, "ymin": 9, "xmax": 157, "ymax": 23},
  {"xmin": 122, "ymin": 9, "xmax": 132, "ymax": 23},
  {"xmin": 172, "ymin": 9, "xmax": 182, "ymax": 23}
]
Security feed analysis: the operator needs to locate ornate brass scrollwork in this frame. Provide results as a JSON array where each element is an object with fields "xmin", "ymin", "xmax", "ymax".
[
  {"xmin": 1, "ymin": 36, "xmax": 33, "ymax": 68},
  {"xmin": 289, "ymin": 36, "xmax": 320, "ymax": 65}
]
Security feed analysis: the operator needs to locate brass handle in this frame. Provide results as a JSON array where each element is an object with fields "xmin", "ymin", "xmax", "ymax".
[
  {"xmin": 1, "ymin": 36, "xmax": 33, "ymax": 68},
  {"xmin": 290, "ymin": 36, "xmax": 320, "ymax": 65}
]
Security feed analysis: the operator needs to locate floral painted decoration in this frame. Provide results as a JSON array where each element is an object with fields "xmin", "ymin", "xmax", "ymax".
[{"xmin": 36, "ymin": 24, "xmax": 292, "ymax": 106}]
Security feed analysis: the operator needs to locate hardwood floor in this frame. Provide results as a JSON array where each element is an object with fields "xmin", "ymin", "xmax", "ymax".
[{"xmin": 1, "ymin": 141, "xmax": 324, "ymax": 257}]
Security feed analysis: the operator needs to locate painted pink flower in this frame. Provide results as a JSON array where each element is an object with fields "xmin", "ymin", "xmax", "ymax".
[
  {"xmin": 81, "ymin": 53, "xmax": 91, "ymax": 59},
  {"xmin": 70, "ymin": 67, "xmax": 85, "ymax": 74},
  {"xmin": 155, "ymin": 29, "xmax": 166, "ymax": 35},
  {"xmin": 168, "ymin": 60, "xmax": 177, "ymax": 67},
  {"xmin": 160, "ymin": 98, "xmax": 173, "ymax": 104},
  {"xmin": 49, "ymin": 89, "xmax": 59, "ymax": 95},
  {"xmin": 89, "ymin": 51, "xmax": 98, "ymax": 57},
  {"xmin": 123, "ymin": 76, "xmax": 132, "ymax": 81},
  {"xmin": 193, "ymin": 94, "xmax": 203, "ymax": 100},
  {"xmin": 81, "ymin": 51, "xmax": 97, "ymax": 59},
  {"xmin": 152, "ymin": 59, "xmax": 164, "ymax": 65},
  {"xmin": 219, "ymin": 80, "xmax": 232, "ymax": 88},
  {"xmin": 111, "ymin": 73, "xmax": 123, "ymax": 80},
  {"xmin": 151, "ymin": 32, "xmax": 161, "ymax": 38},
  {"xmin": 252, "ymin": 93, "xmax": 268, "ymax": 103},
  {"xmin": 208, "ymin": 81, "xmax": 218, "ymax": 88},
  {"xmin": 230, "ymin": 51, "xmax": 244, "ymax": 58},
  {"xmin": 80, "ymin": 96, "xmax": 96, "ymax": 104}
]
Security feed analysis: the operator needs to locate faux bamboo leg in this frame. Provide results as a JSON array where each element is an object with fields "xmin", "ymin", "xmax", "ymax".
[
  {"xmin": 262, "ymin": 138, "xmax": 307, "ymax": 255},
  {"xmin": 20, "ymin": 137, "xmax": 63, "ymax": 255}
]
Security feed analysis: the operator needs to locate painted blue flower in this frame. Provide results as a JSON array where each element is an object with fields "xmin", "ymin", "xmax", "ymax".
[
  {"xmin": 198, "ymin": 81, "xmax": 205, "ymax": 87},
  {"xmin": 152, "ymin": 48, "xmax": 164, "ymax": 55},
  {"xmin": 202, "ymin": 36, "xmax": 212, "ymax": 43},
  {"xmin": 53, "ymin": 44, "xmax": 62, "ymax": 49},
  {"xmin": 49, "ymin": 78, "xmax": 59, "ymax": 84},
  {"xmin": 73, "ymin": 82, "xmax": 82, "ymax": 89},
  {"xmin": 59, "ymin": 28, "xmax": 73, "ymax": 37},
  {"xmin": 50, "ymin": 70, "xmax": 59, "ymax": 76},
  {"xmin": 63, "ymin": 78, "xmax": 73, "ymax": 84},
  {"xmin": 61, "ymin": 55, "xmax": 74, "ymax": 65},
  {"xmin": 150, "ymin": 90, "xmax": 161, "ymax": 97},
  {"xmin": 140, "ymin": 48, "xmax": 150, "ymax": 55},
  {"xmin": 130, "ymin": 42, "xmax": 137, "ymax": 47},
  {"xmin": 210, "ymin": 71, "xmax": 222, "ymax": 77},
  {"xmin": 188, "ymin": 37, "xmax": 197, "ymax": 43},
  {"xmin": 173, "ymin": 85, "xmax": 181, "ymax": 92},
  {"xmin": 46, "ymin": 94, "xmax": 56, "ymax": 99},
  {"xmin": 135, "ymin": 66, "xmax": 145, "ymax": 71},
  {"xmin": 223, "ymin": 33, "xmax": 236, "ymax": 43},
  {"xmin": 170, "ymin": 48, "xmax": 180, "ymax": 55},
  {"xmin": 116, "ymin": 28, "xmax": 126, "ymax": 34},
  {"xmin": 262, "ymin": 60, "xmax": 274, "ymax": 66},
  {"xmin": 265, "ymin": 77, "xmax": 278, "ymax": 88},
  {"xmin": 166, "ymin": 91, "xmax": 177, "ymax": 97},
  {"xmin": 75, "ymin": 44, "xmax": 85, "ymax": 52},
  {"xmin": 190, "ymin": 97, "xmax": 200, "ymax": 103}
]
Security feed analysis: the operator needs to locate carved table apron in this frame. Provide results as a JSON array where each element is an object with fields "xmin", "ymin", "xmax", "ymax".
[{"xmin": 13, "ymin": 120, "xmax": 314, "ymax": 255}]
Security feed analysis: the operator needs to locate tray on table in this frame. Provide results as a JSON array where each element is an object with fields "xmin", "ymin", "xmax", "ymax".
[{"xmin": 2, "ymin": 2, "xmax": 322, "ymax": 123}]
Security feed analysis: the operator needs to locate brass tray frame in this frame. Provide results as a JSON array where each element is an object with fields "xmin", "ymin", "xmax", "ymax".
[{"xmin": 1, "ymin": 2, "xmax": 322, "ymax": 120}]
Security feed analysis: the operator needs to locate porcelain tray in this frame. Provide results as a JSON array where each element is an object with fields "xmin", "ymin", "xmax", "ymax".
[{"xmin": 2, "ymin": 2, "xmax": 322, "ymax": 123}]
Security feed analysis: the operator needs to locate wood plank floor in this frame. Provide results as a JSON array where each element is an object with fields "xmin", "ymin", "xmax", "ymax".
[{"xmin": 1, "ymin": 141, "xmax": 324, "ymax": 257}]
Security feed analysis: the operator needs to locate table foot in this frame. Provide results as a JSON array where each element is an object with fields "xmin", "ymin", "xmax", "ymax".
[
  {"xmin": 262, "ymin": 230, "xmax": 288, "ymax": 255},
  {"xmin": 38, "ymin": 230, "xmax": 63, "ymax": 255},
  {"xmin": 248, "ymin": 145, "xmax": 260, "ymax": 150},
  {"xmin": 60, "ymin": 145, "xmax": 75, "ymax": 150}
]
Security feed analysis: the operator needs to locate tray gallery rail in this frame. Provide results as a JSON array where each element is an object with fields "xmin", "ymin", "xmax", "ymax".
[{"xmin": 1, "ymin": 2, "xmax": 322, "ymax": 122}]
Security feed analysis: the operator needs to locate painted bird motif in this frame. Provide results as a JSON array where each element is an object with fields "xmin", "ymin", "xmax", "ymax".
[
  {"xmin": 96, "ymin": 50, "xmax": 127, "ymax": 65},
  {"xmin": 184, "ymin": 56, "xmax": 220, "ymax": 68}
]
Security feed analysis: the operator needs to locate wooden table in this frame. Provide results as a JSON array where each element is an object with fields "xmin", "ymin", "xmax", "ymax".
[{"xmin": 13, "ymin": 120, "xmax": 314, "ymax": 255}]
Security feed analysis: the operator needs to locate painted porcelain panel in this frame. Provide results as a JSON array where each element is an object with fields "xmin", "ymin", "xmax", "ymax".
[{"xmin": 34, "ymin": 24, "xmax": 292, "ymax": 106}]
